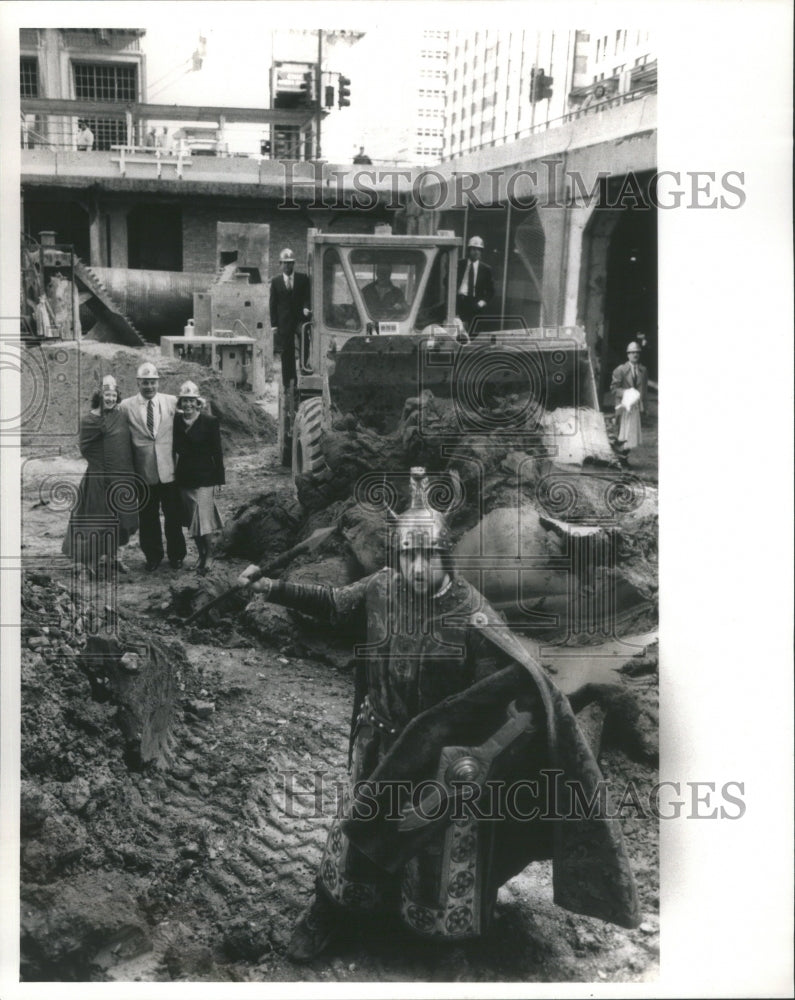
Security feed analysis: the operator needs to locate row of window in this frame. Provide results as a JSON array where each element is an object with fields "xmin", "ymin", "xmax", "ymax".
[
  {"xmin": 420, "ymin": 49, "xmax": 448, "ymax": 59},
  {"xmin": 595, "ymin": 29, "xmax": 650, "ymax": 63},
  {"xmin": 19, "ymin": 57, "xmax": 138, "ymax": 102},
  {"xmin": 20, "ymin": 57, "xmax": 38, "ymax": 97},
  {"xmin": 415, "ymin": 127, "xmax": 443, "ymax": 137}
]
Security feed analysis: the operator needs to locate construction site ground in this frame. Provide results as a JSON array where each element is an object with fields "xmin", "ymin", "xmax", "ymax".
[{"xmin": 17, "ymin": 344, "xmax": 659, "ymax": 984}]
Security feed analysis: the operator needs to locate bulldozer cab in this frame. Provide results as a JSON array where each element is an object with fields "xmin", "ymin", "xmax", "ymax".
[
  {"xmin": 296, "ymin": 232, "xmax": 462, "ymax": 390},
  {"xmin": 280, "ymin": 230, "xmax": 618, "ymax": 484}
]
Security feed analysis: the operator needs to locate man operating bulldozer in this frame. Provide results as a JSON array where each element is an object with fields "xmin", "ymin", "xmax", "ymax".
[{"xmin": 238, "ymin": 468, "xmax": 640, "ymax": 961}]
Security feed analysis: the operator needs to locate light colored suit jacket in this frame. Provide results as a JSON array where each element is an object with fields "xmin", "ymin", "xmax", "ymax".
[{"xmin": 120, "ymin": 392, "xmax": 178, "ymax": 484}]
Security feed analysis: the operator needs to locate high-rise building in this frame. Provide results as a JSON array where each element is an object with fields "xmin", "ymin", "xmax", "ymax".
[
  {"xmin": 412, "ymin": 29, "xmax": 449, "ymax": 162},
  {"xmin": 443, "ymin": 27, "xmax": 656, "ymax": 160}
]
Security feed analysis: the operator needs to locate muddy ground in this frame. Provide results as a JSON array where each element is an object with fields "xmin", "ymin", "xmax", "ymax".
[{"xmin": 18, "ymin": 351, "xmax": 660, "ymax": 984}]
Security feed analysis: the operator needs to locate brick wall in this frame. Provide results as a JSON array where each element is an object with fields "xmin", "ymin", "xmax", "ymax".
[{"xmin": 182, "ymin": 202, "xmax": 313, "ymax": 279}]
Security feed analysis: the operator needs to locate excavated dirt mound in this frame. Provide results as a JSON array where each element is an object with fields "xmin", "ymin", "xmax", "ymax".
[
  {"xmin": 21, "ymin": 341, "xmax": 275, "ymax": 458},
  {"xmin": 20, "ymin": 567, "xmax": 660, "ymax": 983}
]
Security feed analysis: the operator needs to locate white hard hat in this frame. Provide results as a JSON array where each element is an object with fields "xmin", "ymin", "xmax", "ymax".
[
  {"xmin": 626, "ymin": 341, "xmax": 641, "ymax": 353},
  {"xmin": 136, "ymin": 362, "xmax": 159, "ymax": 379},
  {"xmin": 101, "ymin": 374, "xmax": 118, "ymax": 390},
  {"xmin": 178, "ymin": 380, "xmax": 201, "ymax": 399},
  {"xmin": 467, "ymin": 236, "xmax": 484, "ymax": 249},
  {"xmin": 279, "ymin": 248, "xmax": 295, "ymax": 262}
]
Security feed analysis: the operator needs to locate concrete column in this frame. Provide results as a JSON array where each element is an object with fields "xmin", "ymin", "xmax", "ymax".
[
  {"xmin": 536, "ymin": 205, "xmax": 567, "ymax": 326},
  {"xmin": 88, "ymin": 197, "xmax": 104, "ymax": 265},
  {"xmin": 562, "ymin": 205, "xmax": 591, "ymax": 327},
  {"xmin": 107, "ymin": 205, "xmax": 129, "ymax": 268}
]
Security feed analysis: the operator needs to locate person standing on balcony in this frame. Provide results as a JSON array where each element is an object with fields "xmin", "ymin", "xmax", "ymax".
[{"xmin": 76, "ymin": 121, "xmax": 94, "ymax": 151}]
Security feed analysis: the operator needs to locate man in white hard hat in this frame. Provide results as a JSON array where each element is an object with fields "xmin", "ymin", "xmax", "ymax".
[
  {"xmin": 609, "ymin": 340, "xmax": 649, "ymax": 466},
  {"xmin": 269, "ymin": 247, "xmax": 311, "ymax": 389},
  {"xmin": 456, "ymin": 235, "xmax": 495, "ymax": 335},
  {"xmin": 119, "ymin": 362, "xmax": 186, "ymax": 571}
]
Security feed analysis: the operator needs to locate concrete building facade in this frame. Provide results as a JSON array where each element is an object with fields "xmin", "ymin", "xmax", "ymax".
[
  {"xmin": 20, "ymin": 28, "xmax": 147, "ymax": 151},
  {"xmin": 443, "ymin": 26, "xmax": 656, "ymax": 160}
]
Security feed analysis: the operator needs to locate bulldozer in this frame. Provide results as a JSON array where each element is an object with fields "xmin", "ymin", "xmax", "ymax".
[{"xmin": 280, "ymin": 229, "xmax": 617, "ymax": 498}]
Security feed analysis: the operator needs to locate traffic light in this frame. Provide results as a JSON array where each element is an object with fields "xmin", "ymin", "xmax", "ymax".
[
  {"xmin": 300, "ymin": 70, "xmax": 314, "ymax": 105},
  {"xmin": 324, "ymin": 85, "xmax": 335, "ymax": 108},
  {"xmin": 530, "ymin": 67, "xmax": 553, "ymax": 102},
  {"xmin": 260, "ymin": 139, "xmax": 271, "ymax": 156},
  {"xmin": 338, "ymin": 75, "xmax": 351, "ymax": 108}
]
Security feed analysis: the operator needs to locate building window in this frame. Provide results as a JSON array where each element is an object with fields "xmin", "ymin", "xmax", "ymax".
[
  {"xmin": 73, "ymin": 62, "xmax": 137, "ymax": 102},
  {"xmin": 20, "ymin": 57, "xmax": 39, "ymax": 98},
  {"xmin": 80, "ymin": 117, "xmax": 129, "ymax": 152}
]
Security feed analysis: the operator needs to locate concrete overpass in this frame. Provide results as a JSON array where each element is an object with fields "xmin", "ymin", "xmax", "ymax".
[{"xmin": 21, "ymin": 91, "xmax": 657, "ymax": 384}]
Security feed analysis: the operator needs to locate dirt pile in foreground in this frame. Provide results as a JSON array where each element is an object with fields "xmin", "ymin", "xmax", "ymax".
[{"xmin": 19, "ymin": 561, "xmax": 660, "ymax": 984}]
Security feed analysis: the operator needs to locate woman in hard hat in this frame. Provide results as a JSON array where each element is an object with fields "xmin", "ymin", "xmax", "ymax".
[
  {"xmin": 62, "ymin": 374, "xmax": 138, "ymax": 576},
  {"xmin": 610, "ymin": 341, "xmax": 649, "ymax": 465},
  {"xmin": 173, "ymin": 381, "xmax": 225, "ymax": 574}
]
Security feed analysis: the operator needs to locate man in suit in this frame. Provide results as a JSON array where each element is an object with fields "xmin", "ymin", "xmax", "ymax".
[
  {"xmin": 456, "ymin": 235, "xmax": 495, "ymax": 335},
  {"xmin": 609, "ymin": 341, "xmax": 649, "ymax": 465},
  {"xmin": 269, "ymin": 247, "xmax": 311, "ymax": 388},
  {"xmin": 119, "ymin": 362, "xmax": 187, "ymax": 571}
]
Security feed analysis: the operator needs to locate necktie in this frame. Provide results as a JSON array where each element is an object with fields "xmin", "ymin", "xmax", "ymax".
[
  {"xmin": 147, "ymin": 399, "xmax": 154, "ymax": 437},
  {"xmin": 286, "ymin": 275, "xmax": 292, "ymax": 292},
  {"xmin": 468, "ymin": 263, "xmax": 475, "ymax": 298}
]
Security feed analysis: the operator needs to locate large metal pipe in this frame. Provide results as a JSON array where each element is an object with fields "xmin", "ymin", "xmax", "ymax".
[{"xmin": 89, "ymin": 268, "xmax": 216, "ymax": 339}]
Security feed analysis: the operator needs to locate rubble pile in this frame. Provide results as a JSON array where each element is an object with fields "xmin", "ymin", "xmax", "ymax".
[
  {"xmin": 220, "ymin": 388, "xmax": 658, "ymax": 639},
  {"xmin": 20, "ymin": 572, "xmax": 208, "ymax": 980},
  {"xmin": 216, "ymin": 484, "xmax": 302, "ymax": 562}
]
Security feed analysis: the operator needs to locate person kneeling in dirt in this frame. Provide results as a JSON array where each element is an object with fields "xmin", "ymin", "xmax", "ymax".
[
  {"xmin": 173, "ymin": 381, "xmax": 225, "ymax": 574},
  {"xmin": 238, "ymin": 468, "xmax": 640, "ymax": 962}
]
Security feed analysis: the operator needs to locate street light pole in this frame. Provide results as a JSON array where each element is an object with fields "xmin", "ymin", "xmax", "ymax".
[{"xmin": 316, "ymin": 29, "xmax": 323, "ymax": 160}]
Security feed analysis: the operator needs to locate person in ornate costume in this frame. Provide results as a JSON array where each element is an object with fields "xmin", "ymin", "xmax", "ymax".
[
  {"xmin": 62, "ymin": 375, "xmax": 138, "ymax": 575},
  {"xmin": 238, "ymin": 468, "xmax": 640, "ymax": 961}
]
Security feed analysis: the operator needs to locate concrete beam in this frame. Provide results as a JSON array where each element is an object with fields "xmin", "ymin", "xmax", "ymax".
[{"xmin": 21, "ymin": 98, "xmax": 315, "ymax": 127}]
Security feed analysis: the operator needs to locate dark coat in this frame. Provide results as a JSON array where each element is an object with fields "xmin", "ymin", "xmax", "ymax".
[
  {"xmin": 62, "ymin": 407, "xmax": 138, "ymax": 560},
  {"xmin": 456, "ymin": 257, "xmax": 495, "ymax": 331},
  {"xmin": 173, "ymin": 412, "xmax": 225, "ymax": 489},
  {"xmin": 269, "ymin": 271, "xmax": 311, "ymax": 353},
  {"xmin": 266, "ymin": 569, "xmax": 641, "ymax": 932}
]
